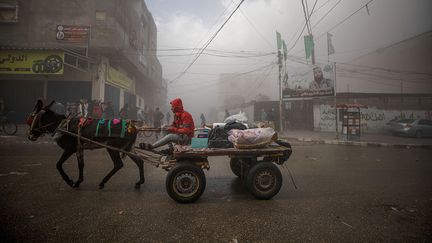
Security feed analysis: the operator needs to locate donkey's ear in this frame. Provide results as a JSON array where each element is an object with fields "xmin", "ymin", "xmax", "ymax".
[
  {"xmin": 43, "ymin": 100, "xmax": 55, "ymax": 110},
  {"xmin": 47, "ymin": 100, "xmax": 55, "ymax": 107},
  {"xmin": 34, "ymin": 99, "xmax": 43, "ymax": 112}
]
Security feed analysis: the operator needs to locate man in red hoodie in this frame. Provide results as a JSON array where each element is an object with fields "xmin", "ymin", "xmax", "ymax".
[{"xmin": 142, "ymin": 98, "xmax": 195, "ymax": 152}]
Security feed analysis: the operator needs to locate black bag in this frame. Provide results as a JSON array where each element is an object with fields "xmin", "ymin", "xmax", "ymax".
[
  {"xmin": 224, "ymin": 121, "xmax": 247, "ymax": 131},
  {"xmin": 208, "ymin": 127, "xmax": 233, "ymax": 148}
]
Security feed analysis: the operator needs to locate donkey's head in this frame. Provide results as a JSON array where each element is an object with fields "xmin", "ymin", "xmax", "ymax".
[{"xmin": 27, "ymin": 100, "xmax": 65, "ymax": 141}]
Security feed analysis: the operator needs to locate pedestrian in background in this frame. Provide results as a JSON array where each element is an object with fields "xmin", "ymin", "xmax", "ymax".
[
  {"xmin": 78, "ymin": 99, "xmax": 88, "ymax": 117},
  {"xmin": 200, "ymin": 113, "xmax": 206, "ymax": 127},
  {"xmin": 119, "ymin": 103, "xmax": 129, "ymax": 119},
  {"xmin": 166, "ymin": 110, "xmax": 171, "ymax": 125},
  {"xmin": 103, "ymin": 101, "xmax": 114, "ymax": 119},
  {"xmin": 225, "ymin": 109, "xmax": 230, "ymax": 119},
  {"xmin": 153, "ymin": 107, "xmax": 164, "ymax": 139}
]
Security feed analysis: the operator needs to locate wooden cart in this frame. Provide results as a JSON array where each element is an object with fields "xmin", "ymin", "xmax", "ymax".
[{"xmin": 134, "ymin": 142, "xmax": 292, "ymax": 203}]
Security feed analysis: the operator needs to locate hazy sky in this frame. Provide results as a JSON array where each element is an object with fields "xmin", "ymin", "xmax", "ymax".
[{"xmin": 145, "ymin": 0, "xmax": 432, "ymax": 119}]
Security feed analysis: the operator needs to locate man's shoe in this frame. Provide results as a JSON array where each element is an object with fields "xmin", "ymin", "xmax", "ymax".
[{"xmin": 159, "ymin": 147, "xmax": 174, "ymax": 155}]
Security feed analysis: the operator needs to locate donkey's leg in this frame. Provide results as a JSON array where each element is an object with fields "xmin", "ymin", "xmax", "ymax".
[
  {"xmin": 56, "ymin": 149, "xmax": 75, "ymax": 187},
  {"xmin": 99, "ymin": 149, "xmax": 124, "ymax": 189},
  {"xmin": 128, "ymin": 155, "xmax": 145, "ymax": 188},
  {"xmin": 73, "ymin": 150, "xmax": 85, "ymax": 188}
]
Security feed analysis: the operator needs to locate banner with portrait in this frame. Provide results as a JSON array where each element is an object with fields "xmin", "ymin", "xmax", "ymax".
[{"xmin": 282, "ymin": 62, "xmax": 335, "ymax": 99}]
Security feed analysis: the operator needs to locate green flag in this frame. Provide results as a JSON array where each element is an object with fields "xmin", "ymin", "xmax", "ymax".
[
  {"xmin": 304, "ymin": 35, "xmax": 314, "ymax": 59},
  {"xmin": 276, "ymin": 31, "xmax": 282, "ymax": 50},
  {"xmin": 282, "ymin": 40, "xmax": 287, "ymax": 60}
]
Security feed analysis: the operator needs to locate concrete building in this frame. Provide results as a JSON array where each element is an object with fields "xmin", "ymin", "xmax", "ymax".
[{"xmin": 0, "ymin": 0, "xmax": 165, "ymax": 122}]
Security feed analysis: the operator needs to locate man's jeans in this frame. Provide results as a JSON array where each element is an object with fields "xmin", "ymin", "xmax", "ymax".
[{"xmin": 152, "ymin": 133, "xmax": 190, "ymax": 149}]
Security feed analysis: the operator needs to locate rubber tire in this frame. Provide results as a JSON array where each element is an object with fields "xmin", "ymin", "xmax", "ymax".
[
  {"xmin": 2, "ymin": 121, "xmax": 17, "ymax": 135},
  {"xmin": 230, "ymin": 158, "xmax": 251, "ymax": 178},
  {"xmin": 415, "ymin": 130, "xmax": 422, "ymax": 138},
  {"xmin": 166, "ymin": 163, "xmax": 206, "ymax": 203},
  {"xmin": 246, "ymin": 162, "xmax": 282, "ymax": 200}
]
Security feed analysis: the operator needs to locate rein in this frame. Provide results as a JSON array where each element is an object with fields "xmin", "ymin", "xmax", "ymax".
[{"xmin": 30, "ymin": 110, "xmax": 69, "ymax": 135}]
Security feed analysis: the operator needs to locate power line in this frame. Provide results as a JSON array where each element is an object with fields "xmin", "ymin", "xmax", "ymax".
[
  {"xmin": 287, "ymin": 0, "xmax": 319, "ymax": 54},
  {"xmin": 179, "ymin": 1, "xmax": 235, "ymax": 75},
  {"xmin": 286, "ymin": 0, "xmax": 332, "ymax": 48},
  {"xmin": 320, "ymin": 0, "xmax": 374, "ymax": 38},
  {"xmin": 169, "ymin": 61, "xmax": 276, "ymax": 95},
  {"xmin": 293, "ymin": 0, "xmax": 375, "ymax": 56},
  {"xmin": 237, "ymin": 5, "xmax": 274, "ymax": 49},
  {"xmin": 168, "ymin": 60, "xmax": 276, "ymax": 86},
  {"xmin": 301, "ymin": 0, "xmax": 312, "ymax": 35},
  {"xmin": 286, "ymin": 53, "xmax": 432, "ymax": 77},
  {"xmin": 170, "ymin": 0, "xmax": 245, "ymax": 84},
  {"xmin": 311, "ymin": 0, "xmax": 343, "ymax": 29}
]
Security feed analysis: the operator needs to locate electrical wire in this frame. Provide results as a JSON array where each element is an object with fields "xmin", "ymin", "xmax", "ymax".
[
  {"xmin": 286, "ymin": 0, "xmax": 319, "ymax": 54},
  {"xmin": 169, "ymin": 61, "xmax": 276, "ymax": 95},
  {"xmin": 293, "ymin": 0, "xmax": 375, "ymax": 56},
  {"xmin": 311, "ymin": 0, "xmax": 343, "ymax": 29},
  {"xmin": 237, "ymin": 5, "xmax": 274, "ymax": 49},
  {"xmin": 168, "ymin": 60, "xmax": 276, "ymax": 87},
  {"xmin": 170, "ymin": 0, "xmax": 245, "ymax": 84}
]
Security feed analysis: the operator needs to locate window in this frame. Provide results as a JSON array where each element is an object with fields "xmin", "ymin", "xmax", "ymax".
[
  {"xmin": 0, "ymin": 2, "xmax": 18, "ymax": 23},
  {"xmin": 95, "ymin": 11, "xmax": 106, "ymax": 21}
]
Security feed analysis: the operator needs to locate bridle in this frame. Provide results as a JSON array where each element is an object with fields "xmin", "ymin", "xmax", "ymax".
[{"xmin": 29, "ymin": 110, "xmax": 60, "ymax": 135}]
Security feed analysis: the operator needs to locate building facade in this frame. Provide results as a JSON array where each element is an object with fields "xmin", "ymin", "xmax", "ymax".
[{"xmin": 0, "ymin": 0, "xmax": 166, "ymax": 122}]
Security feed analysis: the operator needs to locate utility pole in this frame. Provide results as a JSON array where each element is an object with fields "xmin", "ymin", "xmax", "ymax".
[
  {"xmin": 278, "ymin": 50, "xmax": 283, "ymax": 132},
  {"xmin": 334, "ymin": 63, "xmax": 338, "ymax": 139},
  {"xmin": 400, "ymin": 80, "xmax": 403, "ymax": 118}
]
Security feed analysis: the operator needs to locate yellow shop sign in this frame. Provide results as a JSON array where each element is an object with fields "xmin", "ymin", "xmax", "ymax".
[
  {"xmin": 106, "ymin": 66, "xmax": 133, "ymax": 91},
  {"xmin": 0, "ymin": 50, "xmax": 64, "ymax": 75}
]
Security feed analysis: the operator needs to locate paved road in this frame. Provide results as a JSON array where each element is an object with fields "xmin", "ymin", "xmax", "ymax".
[{"xmin": 0, "ymin": 140, "xmax": 431, "ymax": 242}]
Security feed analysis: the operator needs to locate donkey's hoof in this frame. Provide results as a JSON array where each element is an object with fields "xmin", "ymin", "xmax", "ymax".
[
  {"xmin": 98, "ymin": 184, "xmax": 104, "ymax": 189},
  {"xmin": 67, "ymin": 180, "xmax": 74, "ymax": 187},
  {"xmin": 134, "ymin": 183, "xmax": 141, "ymax": 189},
  {"xmin": 73, "ymin": 182, "xmax": 80, "ymax": 188}
]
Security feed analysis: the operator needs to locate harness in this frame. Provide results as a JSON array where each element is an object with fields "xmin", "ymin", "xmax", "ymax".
[
  {"xmin": 95, "ymin": 119, "xmax": 127, "ymax": 138},
  {"xmin": 29, "ymin": 110, "xmax": 61, "ymax": 134}
]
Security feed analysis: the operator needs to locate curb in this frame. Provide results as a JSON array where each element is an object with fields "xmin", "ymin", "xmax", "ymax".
[{"xmin": 281, "ymin": 136, "xmax": 432, "ymax": 149}]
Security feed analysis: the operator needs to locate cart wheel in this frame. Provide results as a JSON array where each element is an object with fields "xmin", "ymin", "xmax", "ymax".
[
  {"xmin": 230, "ymin": 158, "xmax": 251, "ymax": 178},
  {"xmin": 165, "ymin": 163, "xmax": 206, "ymax": 203},
  {"xmin": 246, "ymin": 162, "xmax": 282, "ymax": 200}
]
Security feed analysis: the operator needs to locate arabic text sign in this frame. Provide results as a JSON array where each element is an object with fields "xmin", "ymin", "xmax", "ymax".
[
  {"xmin": 0, "ymin": 50, "xmax": 64, "ymax": 75},
  {"xmin": 56, "ymin": 25, "xmax": 90, "ymax": 43},
  {"xmin": 106, "ymin": 66, "xmax": 133, "ymax": 91}
]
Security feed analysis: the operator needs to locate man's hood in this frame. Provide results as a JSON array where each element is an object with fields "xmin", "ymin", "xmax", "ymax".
[{"xmin": 170, "ymin": 98, "xmax": 184, "ymax": 113}]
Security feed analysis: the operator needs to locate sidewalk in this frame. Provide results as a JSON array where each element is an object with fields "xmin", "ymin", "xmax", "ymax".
[{"xmin": 279, "ymin": 129, "xmax": 432, "ymax": 148}]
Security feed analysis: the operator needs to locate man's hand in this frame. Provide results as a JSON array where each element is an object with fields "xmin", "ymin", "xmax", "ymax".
[{"xmin": 167, "ymin": 127, "xmax": 177, "ymax": 133}]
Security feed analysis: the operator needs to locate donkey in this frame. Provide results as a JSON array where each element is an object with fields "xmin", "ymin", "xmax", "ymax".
[{"xmin": 27, "ymin": 100, "xmax": 145, "ymax": 189}]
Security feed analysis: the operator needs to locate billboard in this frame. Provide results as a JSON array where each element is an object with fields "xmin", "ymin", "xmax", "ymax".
[
  {"xmin": 0, "ymin": 50, "xmax": 64, "ymax": 75},
  {"xmin": 56, "ymin": 25, "xmax": 90, "ymax": 43},
  {"xmin": 106, "ymin": 66, "xmax": 133, "ymax": 91},
  {"xmin": 282, "ymin": 63, "xmax": 335, "ymax": 99}
]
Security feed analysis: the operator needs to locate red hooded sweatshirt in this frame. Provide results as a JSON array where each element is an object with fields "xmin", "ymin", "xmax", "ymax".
[{"xmin": 169, "ymin": 98, "xmax": 195, "ymax": 138}]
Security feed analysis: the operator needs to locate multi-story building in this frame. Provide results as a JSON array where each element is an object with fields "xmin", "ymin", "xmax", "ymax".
[{"xmin": 0, "ymin": 0, "xmax": 165, "ymax": 122}]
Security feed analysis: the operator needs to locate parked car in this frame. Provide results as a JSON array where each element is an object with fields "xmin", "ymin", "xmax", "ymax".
[{"xmin": 387, "ymin": 118, "xmax": 432, "ymax": 138}]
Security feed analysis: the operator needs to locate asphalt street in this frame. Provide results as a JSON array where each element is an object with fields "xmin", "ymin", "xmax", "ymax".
[{"xmin": 0, "ymin": 137, "xmax": 431, "ymax": 242}]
